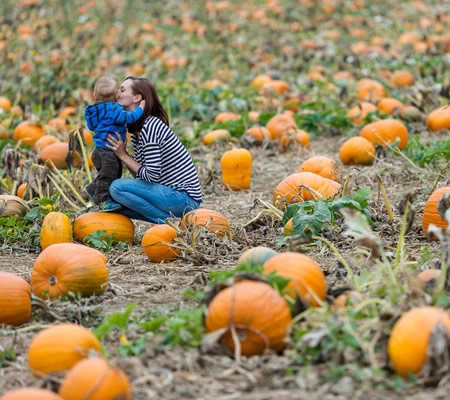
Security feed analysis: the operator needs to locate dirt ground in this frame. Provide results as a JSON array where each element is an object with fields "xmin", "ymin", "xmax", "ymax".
[{"xmin": 1, "ymin": 134, "xmax": 449, "ymax": 399}]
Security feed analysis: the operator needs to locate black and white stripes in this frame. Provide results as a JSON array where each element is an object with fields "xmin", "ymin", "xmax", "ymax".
[{"xmin": 131, "ymin": 116, "xmax": 203, "ymax": 203}]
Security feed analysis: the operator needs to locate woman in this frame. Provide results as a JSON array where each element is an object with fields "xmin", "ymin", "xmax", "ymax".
[{"xmin": 105, "ymin": 76, "xmax": 202, "ymax": 223}]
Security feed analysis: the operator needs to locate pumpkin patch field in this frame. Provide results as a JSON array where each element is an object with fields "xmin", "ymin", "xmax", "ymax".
[{"xmin": 1, "ymin": 0, "xmax": 450, "ymax": 399}]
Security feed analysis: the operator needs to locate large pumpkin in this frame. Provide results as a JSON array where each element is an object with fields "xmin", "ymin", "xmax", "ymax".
[
  {"xmin": 377, "ymin": 98, "xmax": 404, "ymax": 115},
  {"xmin": 266, "ymin": 114, "xmax": 297, "ymax": 140},
  {"xmin": 426, "ymin": 106, "xmax": 450, "ymax": 132},
  {"xmin": 298, "ymin": 156, "xmax": 341, "ymax": 182},
  {"xmin": 357, "ymin": 79, "xmax": 385, "ymax": 101},
  {"xmin": 0, "ymin": 195, "xmax": 28, "ymax": 217},
  {"xmin": 28, "ymin": 323, "xmax": 102, "ymax": 376},
  {"xmin": 388, "ymin": 307, "xmax": 450, "ymax": 377},
  {"xmin": 58, "ymin": 358, "xmax": 131, "ymax": 400},
  {"xmin": 33, "ymin": 135, "xmax": 61, "ymax": 153},
  {"xmin": 221, "ymin": 148, "xmax": 252, "ymax": 191},
  {"xmin": 39, "ymin": 142, "xmax": 81, "ymax": 169},
  {"xmin": 422, "ymin": 187, "xmax": 450, "ymax": 239},
  {"xmin": 31, "ymin": 243, "xmax": 108, "ymax": 299},
  {"xmin": 339, "ymin": 137, "xmax": 376, "ymax": 165},
  {"xmin": 0, "ymin": 272, "xmax": 32, "ymax": 326},
  {"xmin": 205, "ymin": 280, "xmax": 292, "ymax": 356},
  {"xmin": 13, "ymin": 121, "xmax": 45, "ymax": 147},
  {"xmin": 237, "ymin": 246, "xmax": 277, "ymax": 268},
  {"xmin": 273, "ymin": 172, "xmax": 341, "ymax": 210},
  {"xmin": 360, "ymin": 119, "xmax": 408, "ymax": 149},
  {"xmin": 0, "ymin": 388, "xmax": 63, "ymax": 400},
  {"xmin": 181, "ymin": 208, "xmax": 231, "ymax": 237},
  {"xmin": 73, "ymin": 212, "xmax": 135, "ymax": 243},
  {"xmin": 263, "ymin": 252, "xmax": 327, "ymax": 306},
  {"xmin": 141, "ymin": 224, "xmax": 180, "ymax": 263},
  {"xmin": 40, "ymin": 212, "xmax": 73, "ymax": 250}
]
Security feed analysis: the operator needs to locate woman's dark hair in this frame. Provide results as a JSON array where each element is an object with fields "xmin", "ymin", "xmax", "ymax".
[{"xmin": 125, "ymin": 76, "xmax": 169, "ymax": 133}]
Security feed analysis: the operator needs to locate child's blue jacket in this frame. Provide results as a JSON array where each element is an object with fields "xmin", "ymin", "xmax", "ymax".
[{"xmin": 84, "ymin": 102, "xmax": 143, "ymax": 149}]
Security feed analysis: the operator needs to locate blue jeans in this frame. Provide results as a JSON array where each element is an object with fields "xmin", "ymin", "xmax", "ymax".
[{"xmin": 109, "ymin": 179, "xmax": 201, "ymax": 223}]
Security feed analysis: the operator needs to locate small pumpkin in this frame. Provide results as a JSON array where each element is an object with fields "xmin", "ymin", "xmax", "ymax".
[
  {"xmin": 0, "ymin": 388, "xmax": 63, "ymax": 400},
  {"xmin": 215, "ymin": 112, "xmax": 240, "ymax": 123},
  {"xmin": 203, "ymin": 79, "xmax": 224, "ymax": 90},
  {"xmin": 31, "ymin": 243, "xmax": 108, "ymax": 299},
  {"xmin": 0, "ymin": 194, "xmax": 29, "ymax": 217},
  {"xmin": 357, "ymin": 79, "xmax": 385, "ymax": 101},
  {"xmin": 73, "ymin": 212, "xmax": 135, "ymax": 243},
  {"xmin": 390, "ymin": 70, "xmax": 414, "ymax": 87},
  {"xmin": 298, "ymin": 156, "xmax": 341, "ymax": 182},
  {"xmin": 16, "ymin": 183, "xmax": 28, "ymax": 199},
  {"xmin": 243, "ymin": 126, "xmax": 269, "ymax": 144},
  {"xmin": 360, "ymin": 119, "xmax": 408, "ymax": 149},
  {"xmin": 331, "ymin": 291, "xmax": 363, "ymax": 312},
  {"xmin": 221, "ymin": 148, "xmax": 252, "ymax": 190},
  {"xmin": 426, "ymin": 106, "xmax": 450, "ymax": 132},
  {"xmin": 202, "ymin": 129, "xmax": 231, "ymax": 145},
  {"xmin": 205, "ymin": 280, "xmax": 292, "ymax": 356},
  {"xmin": 236, "ymin": 246, "xmax": 277, "ymax": 268},
  {"xmin": 0, "ymin": 272, "xmax": 32, "ymax": 326},
  {"xmin": 45, "ymin": 117, "xmax": 69, "ymax": 133},
  {"xmin": 251, "ymin": 74, "xmax": 272, "ymax": 89},
  {"xmin": 40, "ymin": 212, "xmax": 73, "ymax": 250},
  {"xmin": 377, "ymin": 98, "xmax": 404, "ymax": 115},
  {"xmin": 417, "ymin": 269, "xmax": 441, "ymax": 284},
  {"xmin": 295, "ymin": 129, "xmax": 310, "ymax": 148},
  {"xmin": 388, "ymin": 307, "xmax": 450, "ymax": 377},
  {"xmin": 339, "ymin": 137, "xmax": 376, "ymax": 165},
  {"xmin": 0, "ymin": 96, "xmax": 11, "ymax": 112},
  {"xmin": 266, "ymin": 114, "xmax": 297, "ymax": 140},
  {"xmin": 33, "ymin": 135, "xmax": 62, "ymax": 153},
  {"xmin": 347, "ymin": 102, "xmax": 377, "ymax": 124},
  {"xmin": 58, "ymin": 358, "xmax": 131, "ymax": 400},
  {"xmin": 58, "ymin": 106, "xmax": 77, "ymax": 120},
  {"xmin": 273, "ymin": 172, "xmax": 341, "ymax": 210},
  {"xmin": 0, "ymin": 125, "xmax": 10, "ymax": 140},
  {"xmin": 261, "ymin": 80, "xmax": 290, "ymax": 96},
  {"xmin": 40, "ymin": 142, "xmax": 81, "ymax": 169},
  {"xmin": 13, "ymin": 121, "xmax": 45, "ymax": 147},
  {"xmin": 263, "ymin": 252, "xmax": 327, "ymax": 306},
  {"xmin": 422, "ymin": 187, "xmax": 450, "ymax": 239},
  {"xmin": 181, "ymin": 208, "xmax": 231, "ymax": 237},
  {"xmin": 141, "ymin": 224, "xmax": 180, "ymax": 263},
  {"xmin": 28, "ymin": 323, "xmax": 102, "ymax": 376}
]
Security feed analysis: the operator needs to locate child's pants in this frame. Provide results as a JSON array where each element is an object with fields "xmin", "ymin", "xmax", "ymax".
[{"xmin": 86, "ymin": 147, "xmax": 123, "ymax": 204}]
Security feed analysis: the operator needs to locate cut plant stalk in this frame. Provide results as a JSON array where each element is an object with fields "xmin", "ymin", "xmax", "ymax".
[
  {"xmin": 376, "ymin": 174, "xmax": 394, "ymax": 221},
  {"xmin": 76, "ymin": 128, "xmax": 92, "ymax": 183},
  {"xmin": 47, "ymin": 173, "xmax": 81, "ymax": 210},
  {"xmin": 47, "ymin": 160, "xmax": 87, "ymax": 207},
  {"xmin": 393, "ymin": 202, "xmax": 410, "ymax": 274}
]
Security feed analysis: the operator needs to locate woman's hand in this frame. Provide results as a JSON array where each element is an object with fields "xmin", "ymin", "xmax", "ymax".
[{"xmin": 106, "ymin": 133, "xmax": 127, "ymax": 159}]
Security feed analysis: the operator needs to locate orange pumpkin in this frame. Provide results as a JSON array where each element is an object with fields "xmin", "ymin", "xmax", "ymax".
[
  {"xmin": 295, "ymin": 129, "xmax": 310, "ymax": 148},
  {"xmin": 360, "ymin": 119, "xmax": 408, "ymax": 149},
  {"xmin": 236, "ymin": 246, "xmax": 277, "ymax": 268},
  {"xmin": 205, "ymin": 280, "xmax": 291, "ymax": 356},
  {"xmin": 261, "ymin": 80, "xmax": 290, "ymax": 95},
  {"xmin": 40, "ymin": 212, "xmax": 73, "ymax": 250},
  {"xmin": 388, "ymin": 307, "xmax": 450, "ymax": 377},
  {"xmin": 248, "ymin": 111, "xmax": 260, "ymax": 122},
  {"xmin": 347, "ymin": 102, "xmax": 377, "ymax": 124},
  {"xmin": 417, "ymin": 269, "xmax": 441, "ymax": 283},
  {"xmin": 0, "ymin": 96, "xmax": 11, "ymax": 112},
  {"xmin": 45, "ymin": 118, "xmax": 69, "ymax": 133},
  {"xmin": 28, "ymin": 323, "xmax": 102, "ymax": 376},
  {"xmin": 0, "ymin": 125, "xmax": 9, "ymax": 140},
  {"xmin": 215, "ymin": 112, "xmax": 240, "ymax": 123},
  {"xmin": 422, "ymin": 187, "xmax": 450, "ymax": 239},
  {"xmin": 332, "ymin": 291, "xmax": 363, "ymax": 312},
  {"xmin": 16, "ymin": 182, "xmax": 28, "ymax": 198},
  {"xmin": 244, "ymin": 126, "xmax": 269, "ymax": 143},
  {"xmin": 33, "ymin": 135, "xmax": 61, "ymax": 153},
  {"xmin": 58, "ymin": 106, "xmax": 77, "ymax": 120},
  {"xmin": 73, "ymin": 212, "xmax": 135, "ymax": 243},
  {"xmin": 251, "ymin": 74, "xmax": 272, "ymax": 89},
  {"xmin": 13, "ymin": 121, "xmax": 45, "ymax": 147},
  {"xmin": 426, "ymin": 106, "xmax": 450, "ymax": 132},
  {"xmin": 298, "ymin": 156, "xmax": 341, "ymax": 182},
  {"xmin": 273, "ymin": 172, "xmax": 341, "ymax": 209},
  {"xmin": 0, "ymin": 388, "xmax": 63, "ymax": 400},
  {"xmin": 203, "ymin": 79, "xmax": 224, "ymax": 90},
  {"xmin": 339, "ymin": 137, "xmax": 376, "ymax": 165},
  {"xmin": 377, "ymin": 98, "xmax": 404, "ymax": 115},
  {"xmin": 141, "ymin": 224, "xmax": 180, "ymax": 263},
  {"xmin": 357, "ymin": 79, "xmax": 385, "ymax": 101},
  {"xmin": 40, "ymin": 142, "xmax": 82, "ymax": 169},
  {"xmin": 31, "ymin": 243, "xmax": 108, "ymax": 299},
  {"xmin": 263, "ymin": 252, "xmax": 327, "ymax": 306},
  {"xmin": 221, "ymin": 148, "xmax": 252, "ymax": 190},
  {"xmin": 202, "ymin": 129, "xmax": 231, "ymax": 145},
  {"xmin": 181, "ymin": 208, "xmax": 231, "ymax": 237},
  {"xmin": 58, "ymin": 358, "xmax": 131, "ymax": 400},
  {"xmin": 0, "ymin": 272, "xmax": 32, "ymax": 326},
  {"xmin": 390, "ymin": 70, "xmax": 414, "ymax": 87},
  {"xmin": 266, "ymin": 114, "xmax": 297, "ymax": 140}
]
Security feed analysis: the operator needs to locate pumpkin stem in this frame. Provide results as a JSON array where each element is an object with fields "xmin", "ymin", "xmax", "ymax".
[{"xmin": 48, "ymin": 275, "xmax": 58, "ymax": 286}]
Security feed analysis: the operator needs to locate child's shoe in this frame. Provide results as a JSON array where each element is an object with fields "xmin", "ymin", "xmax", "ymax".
[{"xmin": 98, "ymin": 199, "xmax": 123, "ymax": 212}]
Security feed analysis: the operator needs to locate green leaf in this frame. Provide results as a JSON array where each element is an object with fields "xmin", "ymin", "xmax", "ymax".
[{"xmin": 290, "ymin": 201, "xmax": 332, "ymax": 237}]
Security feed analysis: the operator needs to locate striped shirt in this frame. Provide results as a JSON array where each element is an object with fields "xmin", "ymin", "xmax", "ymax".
[{"xmin": 131, "ymin": 116, "xmax": 203, "ymax": 203}]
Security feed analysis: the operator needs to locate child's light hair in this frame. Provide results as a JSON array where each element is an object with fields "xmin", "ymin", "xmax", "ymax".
[{"xmin": 93, "ymin": 76, "xmax": 118, "ymax": 102}]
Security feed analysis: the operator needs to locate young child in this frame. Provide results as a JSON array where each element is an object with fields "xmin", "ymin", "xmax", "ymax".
[{"xmin": 84, "ymin": 76, "xmax": 145, "ymax": 211}]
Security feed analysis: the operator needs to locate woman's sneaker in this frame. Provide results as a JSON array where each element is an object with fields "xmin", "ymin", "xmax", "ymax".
[{"xmin": 98, "ymin": 200, "xmax": 123, "ymax": 212}]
